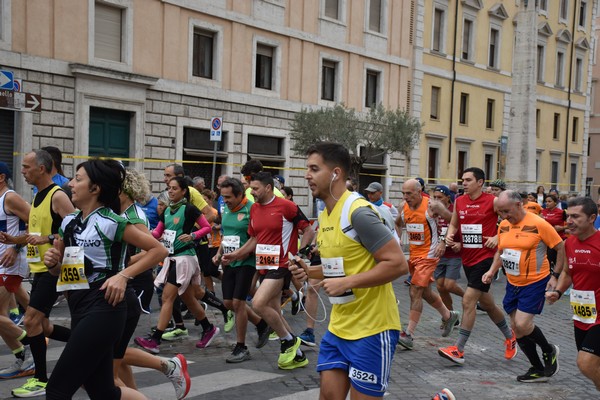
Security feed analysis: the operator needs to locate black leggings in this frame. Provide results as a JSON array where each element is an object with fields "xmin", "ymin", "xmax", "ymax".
[{"xmin": 46, "ymin": 304, "xmax": 126, "ymax": 399}]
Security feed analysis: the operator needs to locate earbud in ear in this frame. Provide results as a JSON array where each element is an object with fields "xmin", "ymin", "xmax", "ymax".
[{"xmin": 332, "ymin": 173, "xmax": 337, "ymax": 180}]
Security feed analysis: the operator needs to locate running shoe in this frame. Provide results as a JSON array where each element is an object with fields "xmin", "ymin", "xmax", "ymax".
[
  {"xmin": 196, "ymin": 325, "xmax": 219, "ymax": 348},
  {"xmin": 167, "ymin": 354, "xmax": 190, "ymax": 400},
  {"xmin": 397, "ymin": 331, "xmax": 414, "ymax": 350},
  {"xmin": 134, "ymin": 336, "xmax": 160, "ymax": 354},
  {"xmin": 224, "ymin": 310, "xmax": 235, "ymax": 333},
  {"xmin": 432, "ymin": 388, "xmax": 456, "ymax": 400},
  {"xmin": 505, "ymin": 330, "xmax": 518, "ymax": 360},
  {"xmin": 440, "ymin": 311, "xmax": 460, "ymax": 337},
  {"xmin": 291, "ymin": 291, "xmax": 303, "ymax": 315},
  {"xmin": 0, "ymin": 347, "xmax": 34, "ymax": 380},
  {"xmin": 256, "ymin": 325, "xmax": 272, "ymax": 349},
  {"xmin": 226, "ymin": 344, "xmax": 252, "ymax": 363},
  {"xmin": 269, "ymin": 331, "xmax": 279, "ymax": 340},
  {"xmin": 11, "ymin": 377, "xmax": 47, "ymax": 398},
  {"xmin": 162, "ymin": 328, "xmax": 189, "ymax": 341},
  {"xmin": 278, "ymin": 336, "xmax": 302, "ymax": 368},
  {"xmin": 438, "ymin": 345, "xmax": 465, "ymax": 365},
  {"xmin": 278, "ymin": 352, "xmax": 308, "ymax": 370},
  {"xmin": 298, "ymin": 329, "xmax": 316, "ymax": 347},
  {"xmin": 152, "ymin": 319, "xmax": 175, "ymax": 333},
  {"xmin": 9, "ymin": 312, "xmax": 24, "ymax": 326},
  {"xmin": 542, "ymin": 344, "xmax": 560, "ymax": 377},
  {"xmin": 517, "ymin": 367, "xmax": 549, "ymax": 383}
]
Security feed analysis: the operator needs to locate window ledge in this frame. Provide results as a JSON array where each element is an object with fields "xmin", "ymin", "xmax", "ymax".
[
  {"xmin": 319, "ymin": 16, "xmax": 347, "ymax": 27},
  {"xmin": 69, "ymin": 63, "xmax": 158, "ymax": 86}
]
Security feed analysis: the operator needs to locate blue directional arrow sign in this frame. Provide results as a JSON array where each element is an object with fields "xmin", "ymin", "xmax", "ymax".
[{"xmin": 0, "ymin": 70, "xmax": 14, "ymax": 90}]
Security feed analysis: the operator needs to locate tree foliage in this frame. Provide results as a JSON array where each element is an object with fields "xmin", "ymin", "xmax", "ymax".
[{"xmin": 290, "ymin": 103, "xmax": 422, "ymax": 178}]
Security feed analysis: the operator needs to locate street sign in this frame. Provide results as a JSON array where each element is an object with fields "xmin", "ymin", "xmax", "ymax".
[
  {"xmin": 0, "ymin": 90, "xmax": 42, "ymax": 112},
  {"xmin": 0, "ymin": 70, "xmax": 14, "ymax": 90},
  {"xmin": 13, "ymin": 79, "xmax": 22, "ymax": 92},
  {"xmin": 210, "ymin": 117, "xmax": 222, "ymax": 142}
]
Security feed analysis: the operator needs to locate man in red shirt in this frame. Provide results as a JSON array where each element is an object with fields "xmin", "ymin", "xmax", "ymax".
[
  {"xmin": 438, "ymin": 167, "xmax": 516, "ymax": 365},
  {"xmin": 223, "ymin": 172, "xmax": 314, "ymax": 370},
  {"xmin": 547, "ymin": 197, "xmax": 600, "ymax": 391}
]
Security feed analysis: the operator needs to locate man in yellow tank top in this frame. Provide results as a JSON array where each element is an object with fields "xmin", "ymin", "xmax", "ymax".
[
  {"xmin": 11, "ymin": 150, "xmax": 74, "ymax": 397},
  {"xmin": 290, "ymin": 142, "xmax": 408, "ymax": 399}
]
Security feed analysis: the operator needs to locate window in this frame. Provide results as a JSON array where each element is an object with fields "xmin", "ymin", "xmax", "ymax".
[
  {"xmin": 572, "ymin": 116, "xmax": 579, "ymax": 142},
  {"xmin": 184, "ymin": 128, "xmax": 227, "ymax": 152},
  {"xmin": 551, "ymin": 161, "xmax": 559, "ymax": 187},
  {"xmin": 248, "ymin": 134, "xmax": 283, "ymax": 157},
  {"xmin": 457, "ymin": 150, "xmax": 467, "ymax": 183},
  {"xmin": 484, "ymin": 153, "xmax": 493, "ymax": 182},
  {"xmin": 462, "ymin": 19, "xmax": 473, "ymax": 60},
  {"xmin": 192, "ymin": 29, "xmax": 214, "ymax": 79},
  {"xmin": 539, "ymin": 0, "xmax": 548, "ymax": 11},
  {"xmin": 486, "ymin": 99, "xmax": 495, "ymax": 129},
  {"xmin": 95, "ymin": 2, "xmax": 123, "ymax": 62},
  {"xmin": 255, "ymin": 44, "xmax": 274, "ymax": 90},
  {"xmin": 536, "ymin": 45, "xmax": 545, "ymax": 82},
  {"xmin": 428, "ymin": 147, "xmax": 439, "ymax": 184},
  {"xmin": 553, "ymin": 113, "xmax": 560, "ymax": 139},
  {"xmin": 459, "ymin": 93, "xmax": 469, "ymax": 125},
  {"xmin": 579, "ymin": 1, "xmax": 587, "ymax": 28},
  {"xmin": 432, "ymin": 8, "xmax": 445, "ymax": 53},
  {"xmin": 575, "ymin": 57, "xmax": 583, "ymax": 91},
  {"xmin": 321, "ymin": 60, "xmax": 337, "ymax": 101},
  {"xmin": 570, "ymin": 162, "xmax": 577, "ymax": 192},
  {"xmin": 488, "ymin": 28, "xmax": 499, "ymax": 68},
  {"xmin": 556, "ymin": 51, "xmax": 564, "ymax": 87},
  {"xmin": 536, "ymin": 109, "xmax": 541, "ymax": 137},
  {"xmin": 365, "ymin": 70, "xmax": 379, "ymax": 108},
  {"xmin": 368, "ymin": 0, "xmax": 382, "ymax": 33},
  {"xmin": 559, "ymin": 0, "xmax": 569, "ymax": 21},
  {"xmin": 430, "ymin": 86, "xmax": 440, "ymax": 120},
  {"xmin": 324, "ymin": 0, "xmax": 340, "ymax": 20}
]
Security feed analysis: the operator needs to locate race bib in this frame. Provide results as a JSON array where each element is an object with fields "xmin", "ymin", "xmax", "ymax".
[
  {"xmin": 406, "ymin": 223, "xmax": 425, "ymax": 245},
  {"xmin": 255, "ymin": 244, "xmax": 280, "ymax": 270},
  {"xmin": 570, "ymin": 289, "xmax": 597, "ymax": 324},
  {"xmin": 439, "ymin": 226, "xmax": 448, "ymax": 241},
  {"xmin": 461, "ymin": 224, "xmax": 483, "ymax": 248},
  {"xmin": 322, "ymin": 257, "xmax": 356, "ymax": 305},
  {"xmin": 26, "ymin": 233, "xmax": 41, "ymax": 263},
  {"xmin": 500, "ymin": 249, "xmax": 521, "ymax": 276},
  {"xmin": 162, "ymin": 230, "xmax": 177, "ymax": 254},
  {"xmin": 222, "ymin": 235, "xmax": 240, "ymax": 254},
  {"xmin": 56, "ymin": 246, "xmax": 89, "ymax": 292}
]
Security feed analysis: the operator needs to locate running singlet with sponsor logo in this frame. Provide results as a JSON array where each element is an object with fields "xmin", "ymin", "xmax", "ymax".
[
  {"xmin": 541, "ymin": 207, "xmax": 566, "ymax": 240},
  {"xmin": 59, "ymin": 208, "xmax": 129, "ymax": 284},
  {"xmin": 401, "ymin": 197, "xmax": 439, "ymax": 259},
  {"xmin": 0, "ymin": 190, "xmax": 27, "ymax": 277},
  {"xmin": 318, "ymin": 190, "xmax": 400, "ymax": 339},
  {"xmin": 248, "ymin": 197, "xmax": 309, "ymax": 269},
  {"xmin": 455, "ymin": 192, "xmax": 497, "ymax": 267},
  {"xmin": 497, "ymin": 212, "xmax": 562, "ymax": 286},
  {"xmin": 28, "ymin": 184, "xmax": 62, "ymax": 273},
  {"xmin": 438, "ymin": 204, "xmax": 460, "ymax": 259},
  {"xmin": 565, "ymin": 231, "xmax": 600, "ymax": 330},
  {"xmin": 222, "ymin": 199, "xmax": 254, "ymax": 268}
]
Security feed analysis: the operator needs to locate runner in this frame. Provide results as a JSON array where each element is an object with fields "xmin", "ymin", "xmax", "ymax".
[
  {"xmin": 134, "ymin": 176, "xmax": 219, "ymax": 354},
  {"xmin": 482, "ymin": 190, "xmax": 562, "ymax": 382},
  {"xmin": 546, "ymin": 196, "xmax": 600, "ymax": 391},
  {"xmin": 223, "ymin": 171, "xmax": 314, "ymax": 370},
  {"xmin": 290, "ymin": 141, "xmax": 407, "ymax": 398},
  {"xmin": 213, "ymin": 177, "xmax": 271, "ymax": 362},
  {"xmin": 428, "ymin": 185, "xmax": 465, "ymax": 315},
  {"xmin": 10, "ymin": 150, "xmax": 75, "ymax": 398},
  {"xmin": 43, "ymin": 159, "xmax": 167, "ymax": 399},
  {"xmin": 438, "ymin": 167, "xmax": 516, "ymax": 365},
  {"xmin": 397, "ymin": 179, "xmax": 459, "ymax": 350}
]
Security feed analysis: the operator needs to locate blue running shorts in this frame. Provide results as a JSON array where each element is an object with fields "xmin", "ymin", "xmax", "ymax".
[
  {"xmin": 317, "ymin": 329, "xmax": 399, "ymax": 397},
  {"xmin": 503, "ymin": 275, "xmax": 550, "ymax": 315}
]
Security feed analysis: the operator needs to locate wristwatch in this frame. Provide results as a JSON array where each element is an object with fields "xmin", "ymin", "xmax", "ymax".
[
  {"xmin": 48, "ymin": 234, "xmax": 55, "ymax": 245},
  {"xmin": 552, "ymin": 271, "xmax": 561, "ymax": 279}
]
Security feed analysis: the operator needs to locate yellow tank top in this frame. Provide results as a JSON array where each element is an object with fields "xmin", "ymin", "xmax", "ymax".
[
  {"xmin": 28, "ymin": 185, "xmax": 61, "ymax": 273},
  {"xmin": 318, "ymin": 190, "xmax": 401, "ymax": 340}
]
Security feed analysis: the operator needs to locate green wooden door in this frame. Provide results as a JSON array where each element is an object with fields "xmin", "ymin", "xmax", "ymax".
[{"xmin": 89, "ymin": 107, "xmax": 130, "ymax": 160}]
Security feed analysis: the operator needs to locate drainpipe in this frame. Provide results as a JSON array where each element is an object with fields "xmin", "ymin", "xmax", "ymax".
[
  {"xmin": 564, "ymin": 0, "xmax": 578, "ymax": 175},
  {"xmin": 448, "ymin": 0, "xmax": 459, "ymax": 165}
]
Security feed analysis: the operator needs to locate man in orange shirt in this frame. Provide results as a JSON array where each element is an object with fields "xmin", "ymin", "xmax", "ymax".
[
  {"xmin": 522, "ymin": 192, "xmax": 542, "ymax": 215},
  {"xmin": 482, "ymin": 190, "xmax": 564, "ymax": 383},
  {"xmin": 397, "ymin": 179, "xmax": 459, "ymax": 350}
]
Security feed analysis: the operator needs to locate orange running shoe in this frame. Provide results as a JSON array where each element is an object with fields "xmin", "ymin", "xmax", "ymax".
[
  {"xmin": 438, "ymin": 345, "xmax": 464, "ymax": 365},
  {"xmin": 505, "ymin": 330, "xmax": 518, "ymax": 360}
]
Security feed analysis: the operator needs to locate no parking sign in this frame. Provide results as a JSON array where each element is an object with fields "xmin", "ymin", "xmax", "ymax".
[{"xmin": 210, "ymin": 117, "xmax": 222, "ymax": 142}]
